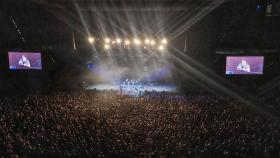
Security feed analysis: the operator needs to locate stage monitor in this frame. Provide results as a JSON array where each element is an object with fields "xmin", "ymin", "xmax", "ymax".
[
  {"xmin": 9, "ymin": 52, "xmax": 42, "ymax": 70},
  {"xmin": 226, "ymin": 56, "xmax": 264, "ymax": 75}
]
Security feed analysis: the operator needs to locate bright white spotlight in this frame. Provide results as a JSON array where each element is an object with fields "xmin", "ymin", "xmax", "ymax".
[
  {"xmin": 150, "ymin": 40, "xmax": 156, "ymax": 46},
  {"xmin": 116, "ymin": 38, "xmax": 122, "ymax": 44},
  {"xmin": 158, "ymin": 45, "xmax": 165, "ymax": 51},
  {"xmin": 125, "ymin": 39, "xmax": 130, "ymax": 45},
  {"xmin": 105, "ymin": 38, "xmax": 110, "ymax": 43},
  {"xmin": 104, "ymin": 44, "xmax": 110, "ymax": 50},
  {"xmin": 134, "ymin": 38, "xmax": 141, "ymax": 45},
  {"xmin": 88, "ymin": 37, "xmax": 94, "ymax": 43},
  {"xmin": 145, "ymin": 38, "xmax": 150, "ymax": 44},
  {"xmin": 161, "ymin": 38, "xmax": 168, "ymax": 44}
]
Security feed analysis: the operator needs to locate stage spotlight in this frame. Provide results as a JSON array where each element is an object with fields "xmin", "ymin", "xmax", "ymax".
[
  {"xmin": 116, "ymin": 38, "xmax": 122, "ymax": 44},
  {"xmin": 158, "ymin": 45, "xmax": 165, "ymax": 51},
  {"xmin": 145, "ymin": 39, "xmax": 150, "ymax": 44},
  {"xmin": 105, "ymin": 38, "xmax": 110, "ymax": 43},
  {"xmin": 150, "ymin": 40, "xmax": 156, "ymax": 46},
  {"xmin": 134, "ymin": 38, "xmax": 141, "ymax": 45},
  {"xmin": 161, "ymin": 38, "xmax": 168, "ymax": 44},
  {"xmin": 125, "ymin": 39, "xmax": 130, "ymax": 45},
  {"xmin": 104, "ymin": 44, "xmax": 110, "ymax": 50},
  {"xmin": 88, "ymin": 37, "xmax": 94, "ymax": 43},
  {"xmin": 256, "ymin": 4, "xmax": 262, "ymax": 12}
]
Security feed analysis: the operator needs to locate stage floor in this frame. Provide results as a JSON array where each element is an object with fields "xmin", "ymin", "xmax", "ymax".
[{"xmin": 85, "ymin": 84, "xmax": 177, "ymax": 92}]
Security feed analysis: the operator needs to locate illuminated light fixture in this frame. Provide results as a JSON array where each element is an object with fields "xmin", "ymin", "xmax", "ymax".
[
  {"xmin": 158, "ymin": 45, "xmax": 165, "ymax": 51},
  {"xmin": 105, "ymin": 38, "xmax": 110, "ymax": 43},
  {"xmin": 116, "ymin": 38, "xmax": 122, "ymax": 44},
  {"xmin": 124, "ymin": 39, "xmax": 130, "ymax": 45},
  {"xmin": 104, "ymin": 44, "xmax": 110, "ymax": 50},
  {"xmin": 88, "ymin": 37, "xmax": 94, "ymax": 43},
  {"xmin": 161, "ymin": 38, "xmax": 168, "ymax": 44},
  {"xmin": 134, "ymin": 38, "xmax": 141, "ymax": 45},
  {"xmin": 112, "ymin": 40, "xmax": 116, "ymax": 44},
  {"xmin": 145, "ymin": 39, "xmax": 150, "ymax": 44},
  {"xmin": 150, "ymin": 40, "xmax": 156, "ymax": 46}
]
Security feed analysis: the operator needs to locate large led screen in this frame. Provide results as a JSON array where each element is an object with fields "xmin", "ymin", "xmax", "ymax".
[
  {"xmin": 9, "ymin": 52, "xmax": 42, "ymax": 70},
  {"xmin": 226, "ymin": 56, "xmax": 264, "ymax": 75}
]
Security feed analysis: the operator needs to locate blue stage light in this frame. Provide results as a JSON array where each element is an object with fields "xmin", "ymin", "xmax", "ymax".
[{"xmin": 256, "ymin": 4, "xmax": 262, "ymax": 12}]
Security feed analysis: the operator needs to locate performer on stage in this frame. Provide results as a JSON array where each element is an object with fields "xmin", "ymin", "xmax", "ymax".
[
  {"xmin": 18, "ymin": 55, "xmax": 31, "ymax": 68},
  {"xmin": 119, "ymin": 84, "xmax": 123, "ymax": 96},
  {"xmin": 237, "ymin": 59, "xmax": 250, "ymax": 72}
]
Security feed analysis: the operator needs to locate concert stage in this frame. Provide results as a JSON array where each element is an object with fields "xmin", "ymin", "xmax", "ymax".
[{"xmin": 85, "ymin": 84, "xmax": 177, "ymax": 92}]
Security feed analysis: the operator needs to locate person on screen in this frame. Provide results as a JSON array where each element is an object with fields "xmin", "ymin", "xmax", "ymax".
[
  {"xmin": 18, "ymin": 55, "xmax": 31, "ymax": 68},
  {"xmin": 237, "ymin": 59, "xmax": 250, "ymax": 72}
]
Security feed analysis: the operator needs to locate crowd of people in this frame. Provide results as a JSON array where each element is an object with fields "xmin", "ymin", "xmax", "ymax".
[{"xmin": 0, "ymin": 91, "xmax": 279, "ymax": 157}]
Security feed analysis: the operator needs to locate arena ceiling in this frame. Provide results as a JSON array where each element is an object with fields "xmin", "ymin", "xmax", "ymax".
[
  {"xmin": 1, "ymin": 0, "xmax": 279, "ymax": 50},
  {"xmin": 0, "ymin": 0, "xmax": 226, "ymax": 47},
  {"xmin": 27, "ymin": 0, "xmax": 218, "ymax": 9}
]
